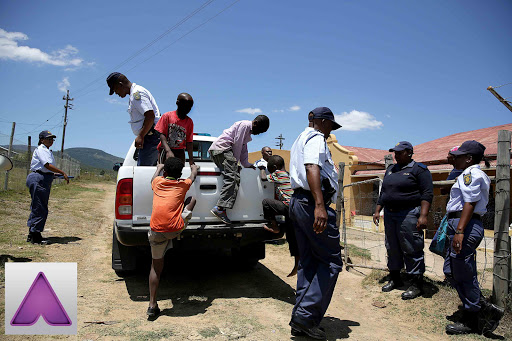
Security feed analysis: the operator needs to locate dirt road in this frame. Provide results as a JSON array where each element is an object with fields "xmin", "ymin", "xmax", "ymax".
[{"xmin": 6, "ymin": 182, "xmax": 507, "ymax": 340}]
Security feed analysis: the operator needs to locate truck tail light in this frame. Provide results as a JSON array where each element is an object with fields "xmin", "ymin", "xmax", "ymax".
[
  {"xmin": 198, "ymin": 171, "xmax": 221, "ymax": 176},
  {"xmin": 115, "ymin": 178, "xmax": 133, "ymax": 220}
]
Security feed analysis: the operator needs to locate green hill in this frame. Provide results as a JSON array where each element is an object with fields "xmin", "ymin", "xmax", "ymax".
[{"xmin": 8, "ymin": 145, "xmax": 123, "ymax": 171}]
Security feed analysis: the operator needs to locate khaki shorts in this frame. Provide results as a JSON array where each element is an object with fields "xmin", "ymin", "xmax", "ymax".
[{"xmin": 148, "ymin": 209, "xmax": 192, "ymax": 259}]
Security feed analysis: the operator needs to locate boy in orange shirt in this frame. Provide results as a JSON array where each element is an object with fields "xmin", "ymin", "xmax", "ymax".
[{"xmin": 147, "ymin": 157, "xmax": 198, "ymax": 318}]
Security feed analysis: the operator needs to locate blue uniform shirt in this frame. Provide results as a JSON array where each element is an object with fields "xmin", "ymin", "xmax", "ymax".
[
  {"xmin": 446, "ymin": 164, "xmax": 490, "ymax": 215},
  {"xmin": 378, "ymin": 160, "xmax": 433, "ymax": 209}
]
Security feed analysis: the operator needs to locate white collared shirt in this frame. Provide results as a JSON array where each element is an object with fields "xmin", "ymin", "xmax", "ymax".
[
  {"xmin": 446, "ymin": 164, "xmax": 490, "ymax": 215},
  {"xmin": 290, "ymin": 127, "xmax": 339, "ymax": 201},
  {"xmin": 30, "ymin": 144, "xmax": 55, "ymax": 173},
  {"xmin": 127, "ymin": 83, "xmax": 161, "ymax": 135}
]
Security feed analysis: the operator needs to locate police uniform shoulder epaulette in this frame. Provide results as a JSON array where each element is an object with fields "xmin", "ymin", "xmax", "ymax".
[{"xmin": 416, "ymin": 162, "xmax": 428, "ymax": 170}]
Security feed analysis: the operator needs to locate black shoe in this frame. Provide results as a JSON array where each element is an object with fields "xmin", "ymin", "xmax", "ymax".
[
  {"xmin": 401, "ymin": 275, "xmax": 423, "ymax": 300},
  {"xmin": 382, "ymin": 271, "xmax": 403, "ymax": 292},
  {"xmin": 382, "ymin": 279, "xmax": 404, "ymax": 292},
  {"xmin": 479, "ymin": 300, "xmax": 505, "ymax": 334},
  {"xmin": 30, "ymin": 232, "xmax": 50, "ymax": 245},
  {"xmin": 146, "ymin": 305, "xmax": 160, "ymax": 318},
  {"xmin": 446, "ymin": 322, "xmax": 474, "ymax": 335},
  {"xmin": 26, "ymin": 233, "xmax": 33, "ymax": 242},
  {"xmin": 291, "ymin": 326, "xmax": 325, "ymax": 336},
  {"xmin": 289, "ymin": 319, "xmax": 326, "ymax": 340},
  {"xmin": 401, "ymin": 284, "xmax": 422, "ymax": 300}
]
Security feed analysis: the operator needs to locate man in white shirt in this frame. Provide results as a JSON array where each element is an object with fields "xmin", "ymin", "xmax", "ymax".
[
  {"xmin": 107, "ymin": 72, "xmax": 161, "ymax": 166},
  {"xmin": 254, "ymin": 146, "xmax": 272, "ymax": 174},
  {"xmin": 288, "ymin": 107, "xmax": 342, "ymax": 339}
]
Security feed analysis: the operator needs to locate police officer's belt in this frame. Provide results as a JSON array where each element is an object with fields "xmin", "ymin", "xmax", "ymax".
[
  {"xmin": 294, "ymin": 187, "xmax": 333, "ymax": 206},
  {"xmin": 33, "ymin": 170, "xmax": 52, "ymax": 175},
  {"xmin": 447, "ymin": 211, "xmax": 481, "ymax": 221}
]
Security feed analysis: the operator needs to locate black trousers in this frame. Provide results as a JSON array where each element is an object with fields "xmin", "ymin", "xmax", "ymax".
[{"xmin": 262, "ymin": 198, "xmax": 299, "ymax": 257}]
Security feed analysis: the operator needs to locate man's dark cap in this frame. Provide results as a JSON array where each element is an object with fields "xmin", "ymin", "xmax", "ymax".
[
  {"xmin": 310, "ymin": 107, "xmax": 342, "ymax": 130},
  {"xmin": 449, "ymin": 140, "xmax": 486, "ymax": 157},
  {"xmin": 106, "ymin": 72, "xmax": 122, "ymax": 95},
  {"xmin": 39, "ymin": 130, "xmax": 56, "ymax": 140},
  {"xmin": 389, "ymin": 141, "xmax": 413, "ymax": 152}
]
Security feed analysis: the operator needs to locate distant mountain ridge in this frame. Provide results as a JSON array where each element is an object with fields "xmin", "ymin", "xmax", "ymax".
[{"xmin": 7, "ymin": 145, "xmax": 123, "ymax": 171}]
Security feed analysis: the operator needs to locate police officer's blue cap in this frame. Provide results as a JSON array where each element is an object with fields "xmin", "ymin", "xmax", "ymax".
[
  {"xmin": 449, "ymin": 140, "xmax": 486, "ymax": 157},
  {"xmin": 106, "ymin": 72, "xmax": 123, "ymax": 95},
  {"xmin": 389, "ymin": 141, "xmax": 413, "ymax": 152},
  {"xmin": 310, "ymin": 107, "xmax": 342, "ymax": 130},
  {"xmin": 39, "ymin": 130, "xmax": 56, "ymax": 140}
]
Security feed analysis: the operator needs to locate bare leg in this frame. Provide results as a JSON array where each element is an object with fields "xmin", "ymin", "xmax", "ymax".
[
  {"xmin": 263, "ymin": 219, "xmax": 280, "ymax": 234},
  {"xmin": 149, "ymin": 257, "xmax": 165, "ymax": 309},
  {"xmin": 287, "ymin": 255, "xmax": 299, "ymax": 277}
]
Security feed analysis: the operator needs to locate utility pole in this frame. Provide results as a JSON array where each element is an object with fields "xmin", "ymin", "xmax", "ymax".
[
  {"xmin": 61, "ymin": 90, "xmax": 74, "ymax": 158},
  {"xmin": 275, "ymin": 134, "xmax": 285, "ymax": 150},
  {"xmin": 4, "ymin": 122, "xmax": 15, "ymax": 190},
  {"xmin": 487, "ymin": 86, "xmax": 512, "ymax": 113}
]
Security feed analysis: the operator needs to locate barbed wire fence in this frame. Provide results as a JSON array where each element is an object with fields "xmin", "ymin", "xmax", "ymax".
[
  {"xmin": 340, "ymin": 172, "xmax": 496, "ymax": 292},
  {"xmin": 0, "ymin": 131, "xmax": 81, "ymax": 191}
]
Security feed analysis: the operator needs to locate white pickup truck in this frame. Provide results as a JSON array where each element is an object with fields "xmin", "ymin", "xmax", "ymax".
[{"xmin": 112, "ymin": 134, "xmax": 282, "ymax": 273}]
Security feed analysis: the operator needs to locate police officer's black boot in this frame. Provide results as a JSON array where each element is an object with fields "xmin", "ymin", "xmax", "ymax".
[
  {"xmin": 382, "ymin": 270, "xmax": 403, "ymax": 292},
  {"xmin": 446, "ymin": 310, "xmax": 479, "ymax": 335},
  {"xmin": 478, "ymin": 297, "xmax": 505, "ymax": 334},
  {"xmin": 401, "ymin": 274, "xmax": 423, "ymax": 300}
]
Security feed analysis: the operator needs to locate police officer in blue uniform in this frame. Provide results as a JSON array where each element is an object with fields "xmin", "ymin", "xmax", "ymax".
[
  {"xmin": 444, "ymin": 140, "xmax": 504, "ymax": 335},
  {"xmin": 373, "ymin": 141, "xmax": 433, "ymax": 300},
  {"xmin": 26, "ymin": 131, "xmax": 69, "ymax": 244},
  {"xmin": 288, "ymin": 107, "xmax": 342, "ymax": 340}
]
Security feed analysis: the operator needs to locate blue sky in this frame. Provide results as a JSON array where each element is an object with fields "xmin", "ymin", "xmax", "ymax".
[{"xmin": 0, "ymin": 0, "xmax": 511, "ymax": 159}]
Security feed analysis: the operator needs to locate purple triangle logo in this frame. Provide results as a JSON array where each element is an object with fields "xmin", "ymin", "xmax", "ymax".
[{"xmin": 10, "ymin": 272, "xmax": 72, "ymax": 326}]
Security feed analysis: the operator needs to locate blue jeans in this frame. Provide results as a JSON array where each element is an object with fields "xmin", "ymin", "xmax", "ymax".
[
  {"xmin": 289, "ymin": 191, "xmax": 342, "ymax": 327},
  {"xmin": 137, "ymin": 132, "xmax": 159, "ymax": 166},
  {"xmin": 26, "ymin": 172, "xmax": 54, "ymax": 233},
  {"xmin": 384, "ymin": 207, "xmax": 425, "ymax": 274},
  {"xmin": 443, "ymin": 217, "xmax": 484, "ymax": 311}
]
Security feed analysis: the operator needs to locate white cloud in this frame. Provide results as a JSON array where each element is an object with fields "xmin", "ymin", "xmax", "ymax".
[
  {"xmin": 0, "ymin": 28, "xmax": 84, "ymax": 67},
  {"xmin": 334, "ymin": 110, "xmax": 383, "ymax": 131},
  {"xmin": 386, "ymin": 114, "xmax": 391, "ymax": 118},
  {"xmin": 288, "ymin": 105, "xmax": 300, "ymax": 111},
  {"xmin": 57, "ymin": 77, "xmax": 70, "ymax": 93},
  {"xmin": 272, "ymin": 109, "xmax": 285, "ymax": 113},
  {"xmin": 105, "ymin": 98, "xmax": 126, "ymax": 105},
  {"xmin": 235, "ymin": 108, "xmax": 262, "ymax": 115}
]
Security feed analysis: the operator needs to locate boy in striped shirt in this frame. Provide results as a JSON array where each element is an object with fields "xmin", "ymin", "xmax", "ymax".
[{"xmin": 259, "ymin": 155, "xmax": 299, "ymax": 276}]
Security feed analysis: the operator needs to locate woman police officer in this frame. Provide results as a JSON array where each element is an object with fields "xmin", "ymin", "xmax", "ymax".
[
  {"xmin": 373, "ymin": 141, "xmax": 433, "ymax": 300},
  {"xmin": 443, "ymin": 140, "xmax": 504, "ymax": 335},
  {"xmin": 26, "ymin": 130, "xmax": 69, "ymax": 244}
]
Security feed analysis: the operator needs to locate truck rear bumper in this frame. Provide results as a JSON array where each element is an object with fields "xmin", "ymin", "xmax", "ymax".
[{"xmin": 114, "ymin": 221, "xmax": 285, "ymax": 248}]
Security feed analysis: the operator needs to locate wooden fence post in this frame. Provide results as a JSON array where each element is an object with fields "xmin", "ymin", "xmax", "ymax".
[{"xmin": 492, "ymin": 130, "xmax": 511, "ymax": 307}]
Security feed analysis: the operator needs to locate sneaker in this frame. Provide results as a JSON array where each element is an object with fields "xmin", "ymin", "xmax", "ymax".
[
  {"xmin": 210, "ymin": 206, "xmax": 231, "ymax": 224},
  {"xmin": 146, "ymin": 305, "xmax": 160, "ymax": 318}
]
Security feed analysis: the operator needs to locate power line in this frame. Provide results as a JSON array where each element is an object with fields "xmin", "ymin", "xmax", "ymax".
[
  {"xmin": 75, "ymin": 0, "xmax": 242, "ymax": 100},
  {"xmin": 72, "ymin": 0, "xmax": 216, "ymax": 98}
]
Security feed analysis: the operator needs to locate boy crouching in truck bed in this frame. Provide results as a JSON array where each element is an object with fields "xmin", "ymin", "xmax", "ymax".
[{"xmin": 147, "ymin": 157, "xmax": 198, "ymax": 318}]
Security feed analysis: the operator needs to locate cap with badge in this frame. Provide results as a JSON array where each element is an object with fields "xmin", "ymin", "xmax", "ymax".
[
  {"xmin": 106, "ymin": 72, "xmax": 123, "ymax": 95},
  {"xmin": 449, "ymin": 140, "xmax": 486, "ymax": 157},
  {"xmin": 389, "ymin": 141, "xmax": 413, "ymax": 152},
  {"xmin": 310, "ymin": 107, "xmax": 342, "ymax": 130},
  {"xmin": 39, "ymin": 130, "xmax": 56, "ymax": 140}
]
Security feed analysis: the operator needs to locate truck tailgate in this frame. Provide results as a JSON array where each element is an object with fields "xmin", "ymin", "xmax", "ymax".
[{"xmin": 132, "ymin": 165, "xmax": 274, "ymax": 225}]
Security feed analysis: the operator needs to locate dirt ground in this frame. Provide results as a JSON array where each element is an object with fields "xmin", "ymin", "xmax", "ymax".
[{"xmin": 2, "ymin": 182, "xmax": 510, "ymax": 340}]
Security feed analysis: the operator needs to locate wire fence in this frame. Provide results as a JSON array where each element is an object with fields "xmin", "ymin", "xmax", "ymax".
[{"xmin": 342, "ymin": 177, "xmax": 496, "ymax": 290}]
